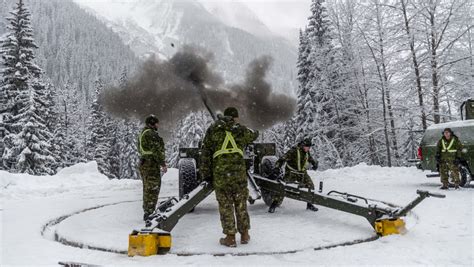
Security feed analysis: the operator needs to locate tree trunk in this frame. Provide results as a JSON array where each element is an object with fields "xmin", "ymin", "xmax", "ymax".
[
  {"xmin": 400, "ymin": 0, "xmax": 427, "ymax": 130},
  {"xmin": 429, "ymin": 1, "xmax": 441, "ymax": 123},
  {"xmin": 375, "ymin": 0, "xmax": 399, "ymax": 165},
  {"xmin": 359, "ymin": 57, "xmax": 380, "ymax": 165}
]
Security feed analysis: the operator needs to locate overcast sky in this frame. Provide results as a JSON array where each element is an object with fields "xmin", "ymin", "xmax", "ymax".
[{"xmin": 239, "ymin": 0, "xmax": 312, "ymax": 33}]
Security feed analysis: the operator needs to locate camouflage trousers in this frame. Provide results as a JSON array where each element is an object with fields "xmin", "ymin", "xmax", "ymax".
[
  {"xmin": 272, "ymin": 169, "xmax": 315, "ymax": 204},
  {"xmin": 139, "ymin": 160, "xmax": 161, "ymax": 219},
  {"xmin": 215, "ymin": 184, "xmax": 250, "ymax": 235},
  {"xmin": 439, "ymin": 160, "xmax": 460, "ymax": 186}
]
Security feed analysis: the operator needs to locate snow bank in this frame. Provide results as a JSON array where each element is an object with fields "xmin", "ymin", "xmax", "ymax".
[
  {"xmin": 0, "ymin": 161, "xmax": 140, "ymax": 200},
  {"xmin": 319, "ymin": 162, "xmax": 417, "ymax": 181}
]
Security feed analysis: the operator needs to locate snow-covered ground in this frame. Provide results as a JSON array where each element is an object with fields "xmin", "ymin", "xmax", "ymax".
[{"xmin": 1, "ymin": 162, "xmax": 472, "ymax": 266}]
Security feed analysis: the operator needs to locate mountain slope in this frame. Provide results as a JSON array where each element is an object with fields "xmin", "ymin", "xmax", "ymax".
[
  {"xmin": 0, "ymin": 0, "xmax": 138, "ymax": 97},
  {"xmin": 73, "ymin": 0, "xmax": 298, "ymax": 94}
]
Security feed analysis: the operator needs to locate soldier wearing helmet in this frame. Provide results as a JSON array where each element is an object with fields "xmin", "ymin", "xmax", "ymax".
[
  {"xmin": 138, "ymin": 115, "xmax": 167, "ymax": 225},
  {"xmin": 268, "ymin": 138, "xmax": 319, "ymax": 213},
  {"xmin": 200, "ymin": 107, "xmax": 259, "ymax": 247}
]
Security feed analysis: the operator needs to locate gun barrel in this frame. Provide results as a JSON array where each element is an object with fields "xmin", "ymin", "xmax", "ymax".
[
  {"xmin": 201, "ymin": 95, "xmax": 216, "ymax": 121},
  {"xmin": 197, "ymin": 86, "xmax": 216, "ymax": 121}
]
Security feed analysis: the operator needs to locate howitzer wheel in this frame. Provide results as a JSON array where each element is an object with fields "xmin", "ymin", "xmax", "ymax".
[
  {"xmin": 260, "ymin": 156, "xmax": 283, "ymax": 207},
  {"xmin": 459, "ymin": 165, "xmax": 472, "ymax": 187},
  {"xmin": 178, "ymin": 158, "xmax": 199, "ymax": 199}
]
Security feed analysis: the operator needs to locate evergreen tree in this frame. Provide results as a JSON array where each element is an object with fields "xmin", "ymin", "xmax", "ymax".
[
  {"xmin": 116, "ymin": 70, "xmax": 140, "ymax": 179},
  {"xmin": 119, "ymin": 119, "xmax": 140, "ymax": 179},
  {"xmin": 295, "ymin": 0, "xmax": 359, "ymax": 168},
  {"xmin": 87, "ymin": 79, "xmax": 112, "ymax": 177},
  {"xmin": 167, "ymin": 118, "xmax": 184, "ymax": 168},
  {"xmin": 168, "ymin": 111, "xmax": 212, "ymax": 167},
  {"xmin": 0, "ymin": 0, "xmax": 56, "ymax": 174},
  {"xmin": 281, "ymin": 118, "xmax": 298, "ymax": 153},
  {"xmin": 106, "ymin": 118, "xmax": 120, "ymax": 179},
  {"xmin": 180, "ymin": 111, "xmax": 208, "ymax": 148},
  {"xmin": 294, "ymin": 28, "xmax": 316, "ymax": 143},
  {"xmin": 54, "ymin": 82, "xmax": 81, "ymax": 168}
]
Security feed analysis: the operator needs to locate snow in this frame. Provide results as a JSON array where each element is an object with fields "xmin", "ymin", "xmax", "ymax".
[
  {"xmin": 1, "ymin": 162, "xmax": 473, "ymax": 265},
  {"xmin": 0, "ymin": 161, "xmax": 139, "ymax": 200}
]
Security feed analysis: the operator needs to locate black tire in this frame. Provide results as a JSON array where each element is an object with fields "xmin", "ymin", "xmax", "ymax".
[
  {"xmin": 459, "ymin": 165, "xmax": 472, "ymax": 187},
  {"xmin": 178, "ymin": 158, "xmax": 199, "ymax": 199},
  {"xmin": 260, "ymin": 156, "xmax": 283, "ymax": 207}
]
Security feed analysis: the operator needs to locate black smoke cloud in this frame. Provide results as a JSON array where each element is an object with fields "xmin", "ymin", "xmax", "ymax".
[{"xmin": 100, "ymin": 46, "xmax": 296, "ymax": 137}]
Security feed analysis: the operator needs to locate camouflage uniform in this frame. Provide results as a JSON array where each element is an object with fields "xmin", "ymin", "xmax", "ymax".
[
  {"xmin": 200, "ymin": 116, "xmax": 258, "ymax": 235},
  {"xmin": 436, "ymin": 135, "xmax": 463, "ymax": 187},
  {"xmin": 138, "ymin": 126, "xmax": 166, "ymax": 219},
  {"xmin": 272, "ymin": 145, "xmax": 318, "ymax": 203}
]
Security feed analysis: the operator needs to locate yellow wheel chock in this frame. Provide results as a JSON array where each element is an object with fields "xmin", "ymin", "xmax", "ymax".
[
  {"xmin": 374, "ymin": 218, "xmax": 407, "ymax": 236},
  {"xmin": 128, "ymin": 230, "xmax": 171, "ymax": 257}
]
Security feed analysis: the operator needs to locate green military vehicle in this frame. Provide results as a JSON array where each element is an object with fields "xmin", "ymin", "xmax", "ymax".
[{"xmin": 417, "ymin": 99, "xmax": 474, "ymax": 187}]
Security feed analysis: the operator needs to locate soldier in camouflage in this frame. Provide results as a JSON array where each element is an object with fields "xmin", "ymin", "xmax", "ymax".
[
  {"xmin": 436, "ymin": 128, "xmax": 463, "ymax": 189},
  {"xmin": 200, "ymin": 107, "xmax": 259, "ymax": 247},
  {"xmin": 138, "ymin": 115, "xmax": 167, "ymax": 225},
  {"xmin": 269, "ymin": 138, "xmax": 319, "ymax": 213}
]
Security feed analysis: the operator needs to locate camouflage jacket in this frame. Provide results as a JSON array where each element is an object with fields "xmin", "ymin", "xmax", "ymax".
[
  {"xmin": 276, "ymin": 145, "xmax": 318, "ymax": 172},
  {"xmin": 200, "ymin": 117, "xmax": 258, "ymax": 189},
  {"xmin": 138, "ymin": 127, "xmax": 166, "ymax": 166},
  {"xmin": 436, "ymin": 135, "xmax": 463, "ymax": 161}
]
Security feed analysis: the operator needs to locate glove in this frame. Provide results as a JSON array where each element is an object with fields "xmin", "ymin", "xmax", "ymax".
[{"xmin": 312, "ymin": 164, "xmax": 318, "ymax": 171}]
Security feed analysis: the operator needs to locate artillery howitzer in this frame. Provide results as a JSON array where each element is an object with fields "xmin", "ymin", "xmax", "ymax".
[{"xmin": 128, "ymin": 102, "xmax": 445, "ymax": 257}]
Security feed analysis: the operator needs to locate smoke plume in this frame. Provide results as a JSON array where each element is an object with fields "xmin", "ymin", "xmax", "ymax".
[{"xmin": 100, "ymin": 46, "xmax": 296, "ymax": 136}]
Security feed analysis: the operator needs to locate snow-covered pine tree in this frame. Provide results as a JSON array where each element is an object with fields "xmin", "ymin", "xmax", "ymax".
[
  {"xmin": 115, "ymin": 69, "xmax": 140, "ymax": 179},
  {"xmin": 43, "ymin": 80, "xmax": 63, "ymax": 171},
  {"xmin": 294, "ymin": 28, "xmax": 316, "ymax": 143},
  {"xmin": 0, "ymin": 113, "xmax": 5, "ymax": 170},
  {"xmin": 106, "ymin": 117, "xmax": 120, "ymax": 179},
  {"xmin": 327, "ymin": 0, "xmax": 378, "ymax": 166},
  {"xmin": 168, "ymin": 111, "xmax": 213, "ymax": 167},
  {"xmin": 167, "ymin": 118, "xmax": 184, "ymax": 168},
  {"xmin": 0, "ymin": 67, "xmax": 7, "ymax": 168},
  {"xmin": 119, "ymin": 118, "xmax": 140, "ymax": 179},
  {"xmin": 54, "ymin": 82, "xmax": 83, "ymax": 168},
  {"xmin": 0, "ymin": 0, "xmax": 56, "ymax": 174},
  {"xmin": 87, "ymin": 79, "xmax": 113, "ymax": 177},
  {"xmin": 281, "ymin": 117, "xmax": 298, "ymax": 154},
  {"xmin": 295, "ymin": 0, "xmax": 348, "ymax": 168},
  {"xmin": 180, "ymin": 111, "xmax": 209, "ymax": 148}
]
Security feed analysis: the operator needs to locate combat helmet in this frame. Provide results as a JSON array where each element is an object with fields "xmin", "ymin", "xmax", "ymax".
[{"xmin": 145, "ymin": 114, "xmax": 159, "ymax": 125}]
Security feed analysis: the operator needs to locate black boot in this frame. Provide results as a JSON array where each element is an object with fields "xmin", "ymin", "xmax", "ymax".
[
  {"xmin": 306, "ymin": 203, "xmax": 318, "ymax": 212},
  {"xmin": 144, "ymin": 213, "xmax": 152, "ymax": 227},
  {"xmin": 268, "ymin": 202, "xmax": 278, "ymax": 213}
]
